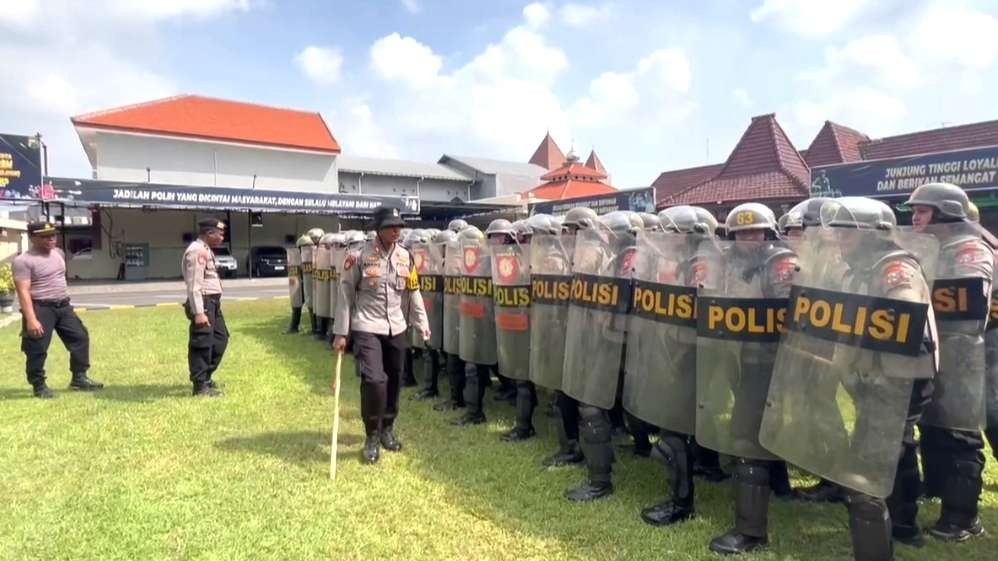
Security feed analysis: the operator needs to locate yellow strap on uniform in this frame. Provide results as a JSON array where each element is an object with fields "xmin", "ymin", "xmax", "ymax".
[{"xmin": 407, "ymin": 268, "xmax": 419, "ymax": 291}]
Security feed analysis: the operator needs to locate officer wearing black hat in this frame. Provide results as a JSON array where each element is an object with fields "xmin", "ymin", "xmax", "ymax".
[
  {"xmin": 12, "ymin": 221, "xmax": 103, "ymax": 398},
  {"xmin": 333, "ymin": 205, "xmax": 430, "ymax": 464},
  {"xmin": 182, "ymin": 218, "xmax": 229, "ymax": 397}
]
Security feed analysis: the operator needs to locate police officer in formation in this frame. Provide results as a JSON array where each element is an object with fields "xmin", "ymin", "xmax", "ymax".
[
  {"xmin": 908, "ymin": 183, "xmax": 994, "ymax": 541},
  {"xmin": 410, "ymin": 229, "xmax": 449, "ymax": 401},
  {"xmin": 433, "ymin": 219, "xmax": 471, "ymax": 413},
  {"xmin": 284, "ymin": 235, "xmax": 308, "ymax": 334}
]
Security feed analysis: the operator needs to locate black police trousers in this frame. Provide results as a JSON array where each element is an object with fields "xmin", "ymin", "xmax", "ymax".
[
  {"xmin": 21, "ymin": 299, "xmax": 90, "ymax": 387},
  {"xmin": 353, "ymin": 331, "xmax": 406, "ymax": 436},
  {"xmin": 187, "ymin": 295, "xmax": 229, "ymax": 384},
  {"xmin": 919, "ymin": 423, "xmax": 985, "ymax": 527}
]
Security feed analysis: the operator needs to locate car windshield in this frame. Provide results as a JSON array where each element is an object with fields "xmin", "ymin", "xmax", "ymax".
[
  {"xmin": 212, "ymin": 247, "xmax": 232, "ymax": 256},
  {"xmin": 255, "ymin": 248, "xmax": 285, "ymax": 257}
]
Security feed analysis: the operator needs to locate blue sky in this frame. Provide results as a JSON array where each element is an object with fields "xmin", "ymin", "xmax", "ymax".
[{"xmin": 3, "ymin": 0, "xmax": 998, "ymax": 188}]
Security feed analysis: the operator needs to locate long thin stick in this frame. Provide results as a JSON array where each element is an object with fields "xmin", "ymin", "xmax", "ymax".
[{"xmin": 330, "ymin": 351, "xmax": 343, "ymax": 481}]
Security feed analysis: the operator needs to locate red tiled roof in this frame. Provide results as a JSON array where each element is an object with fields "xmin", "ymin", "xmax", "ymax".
[
  {"xmin": 540, "ymin": 162, "xmax": 607, "ymax": 181},
  {"xmin": 660, "ymin": 114, "xmax": 809, "ymax": 208},
  {"xmin": 666, "ymin": 172, "xmax": 806, "ymax": 206},
  {"xmin": 859, "ymin": 119, "xmax": 998, "ymax": 161},
  {"xmin": 804, "ymin": 121, "xmax": 869, "ymax": 167},
  {"xmin": 653, "ymin": 163, "xmax": 723, "ymax": 203},
  {"xmin": 71, "ymin": 94, "xmax": 341, "ymax": 153},
  {"xmin": 585, "ymin": 150, "xmax": 607, "ymax": 175},
  {"xmin": 528, "ymin": 132, "xmax": 566, "ymax": 170},
  {"xmin": 525, "ymin": 179, "xmax": 617, "ymax": 200}
]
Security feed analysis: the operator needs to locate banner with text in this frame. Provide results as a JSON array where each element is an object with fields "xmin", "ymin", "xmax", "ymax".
[
  {"xmin": 41, "ymin": 177, "xmax": 421, "ymax": 214},
  {"xmin": 811, "ymin": 146, "xmax": 998, "ymax": 199},
  {"xmin": 0, "ymin": 133, "xmax": 43, "ymax": 199},
  {"xmin": 530, "ymin": 187, "xmax": 656, "ymax": 216}
]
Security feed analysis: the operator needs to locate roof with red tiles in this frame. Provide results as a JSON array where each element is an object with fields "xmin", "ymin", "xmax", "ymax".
[
  {"xmin": 660, "ymin": 114, "xmax": 809, "ymax": 208},
  {"xmin": 804, "ymin": 121, "xmax": 869, "ymax": 167},
  {"xmin": 71, "ymin": 94, "xmax": 341, "ymax": 153},
  {"xmin": 525, "ymin": 179, "xmax": 618, "ymax": 200},
  {"xmin": 585, "ymin": 149, "xmax": 607, "ymax": 175},
  {"xmin": 528, "ymin": 132, "xmax": 566, "ymax": 170},
  {"xmin": 653, "ymin": 163, "xmax": 724, "ymax": 204},
  {"xmin": 859, "ymin": 119, "xmax": 998, "ymax": 161}
]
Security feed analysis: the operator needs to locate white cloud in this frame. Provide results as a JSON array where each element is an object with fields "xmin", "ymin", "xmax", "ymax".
[
  {"xmin": 732, "ymin": 87, "xmax": 754, "ymax": 108},
  {"xmin": 400, "ymin": 0, "xmax": 421, "ymax": 14},
  {"xmin": 750, "ymin": 0, "xmax": 871, "ymax": 36},
  {"xmin": 523, "ymin": 2, "xmax": 550, "ymax": 29},
  {"xmin": 463, "ymin": 26, "xmax": 568, "ymax": 85},
  {"xmin": 328, "ymin": 101, "xmax": 400, "ymax": 158},
  {"xmin": 294, "ymin": 46, "xmax": 343, "ymax": 85},
  {"xmin": 106, "ymin": 0, "xmax": 250, "ymax": 21},
  {"xmin": 790, "ymin": 86, "xmax": 906, "ymax": 138},
  {"xmin": 560, "ymin": 3, "xmax": 611, "ymax": 27},
  {"xmin": 0, "ymin": 0, "xmax": 40, "ymax": 27},
  {"xmin": 909, "ymin": 2, "xmax": 998, "ymax": 69},
  {"xmin": 370, "ymin": 32, "xmax": 444, "ymax": 88},
  {"xmin": 802, "ymin": 34, "xmax": 920, "ymax": 89},
  {"xmin": 636, "ymin": 48, "xmax": 692, "ymax": 94}
]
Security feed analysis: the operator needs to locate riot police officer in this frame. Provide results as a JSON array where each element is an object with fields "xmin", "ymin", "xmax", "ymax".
[
  {"xmin": 628, "ymin": 205, "xmax": 715, "ymax": 525},
  {"xmin": 908, "ymin": 183, "xmax": 994, "ymax": 541},
  {"xmin": 434, "ymin": 222, "xmax": 470, "ymax": 413},
  {"xmin": 412, "ymin": 230, "xmax": 450, "ymax": 401},
  {"xmin": 698, "ymin": 203, "xmax": 797, "ymax": 554},
  {"xmin": 452, "ymin": 225, "xmax": 499, "ymax": 426},
  {"xmin": 761, "ymin": 196, "xmax": 939, "ymax": 559},
  {"xmin": 562, "ymin": 210, "xmax": 642, "ymax": 501},
  {"xmin": 285, "ymin": 236, "xmax": 309, "ymax": 334}
]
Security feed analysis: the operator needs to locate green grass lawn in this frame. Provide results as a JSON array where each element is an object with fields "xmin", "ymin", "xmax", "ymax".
[{"xmin": 1, "ymin": 299, "xmax": 996, "ymax": 561}]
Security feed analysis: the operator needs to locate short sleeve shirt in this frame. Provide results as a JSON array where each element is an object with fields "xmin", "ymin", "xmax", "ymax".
[{"xmin": 12, "ymin": 249, "xmax": 69, "ymax": 301}]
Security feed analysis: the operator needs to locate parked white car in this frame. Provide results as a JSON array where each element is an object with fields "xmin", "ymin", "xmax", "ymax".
[{"xmin": 212, "ymin": 246, "xmax": 238, "ymax": 278}]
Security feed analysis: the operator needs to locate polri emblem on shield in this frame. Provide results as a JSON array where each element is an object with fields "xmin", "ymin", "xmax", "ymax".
[
  {"xmin": 463, "ymin": 246, "xmax": 480, "ymax": 273},
  {"xmin": 414, "ymin": 249, "xmax": 427, "ymax": 273},
  {"xmin": 497, "ymin": 254, "xmax": 519, "ymax": 283}
]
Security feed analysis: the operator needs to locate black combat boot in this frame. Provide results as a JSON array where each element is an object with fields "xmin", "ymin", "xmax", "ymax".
[
  {"xmin": 796, "ymin": 479, "xmax": 845, "ymax": 503},
  {"xmin": 502, "ymin": 382, "xmax": 536, "ymax": 442},
  {"xmin": 380, "ymin": 427, "xmax": 402, "ymax": 452},
  {"xmin": 452, "ymin": 411, "xmax": 486, "ymax": 425},
  {"xmin": 363, "ymin": 434, "xmax": 380, "ymax": 464},
  {"xmin": 709, "ymin": 460, "xmax": 770, "ymax": 555},
  {"xmin": 313, "ymin": 318, "xmax": 330, "ymax": 342},
  {"xmin": 192, "ymin": 381, "xmax": 222, "ymax": 397},
  {"xmin": 402, "ymin": 349, "xmax": 418, "ymax": 387},
  {"xmin": 929, "ymin": 458, "xmax": 985, "ymax": 542},
  {"xmin": 32, "ymin": 383, "xmax": 55, "ymax": 399},
  {"xmin": 565, "ymin": 405, "xmax": 614, "ymax": 501},
  {"xmin": 543, "ymin": 439, "xmax": 583, "ymax": 467},
  {"xmin": 693, "ymin": 442, "xmax": 730, "ymax": 482},
  {"xmin": 411, "ymin": 351, "xmax": 440, "ymax": 400},
  {"xmin": 769, "ymin": 461, "xmax": 795, "ymax": 500},
  {"xmin": 285, "ymin": 307, "xmax": 302, "ymax": 334},
  {"xmin": 69, "ymin": 373, "xmax": 104, "ymax": 391},
  {"xmin": 846, "ymin": 493, "xmax": 894, "ymax": 561},
  {"xmin": 641, "ymin": 434, "xmax": 695, "ymax": 526}
]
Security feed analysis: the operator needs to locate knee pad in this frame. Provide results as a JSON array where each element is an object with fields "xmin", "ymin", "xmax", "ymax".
[
  {"xmin": 580, "ymin": 405, "xmax": 611, "ymax": 444},
  {"xmin": 846, "ymin": 493, "xmax": 888, "ymax": 523},
  {"xmin": 733, "ymin": 460, "xmax": 769, "ymax": 486}
]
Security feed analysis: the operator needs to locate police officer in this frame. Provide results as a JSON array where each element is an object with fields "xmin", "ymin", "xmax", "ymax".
[
  {"xmin": 562, "ymin": 210, "xmax": 642, "ymax": 501},
  {"xmin": 453, "ymin": 225, "xmax": 500, "ymax": 426},
  {"xmin": 631, "ymin": 205, "xmax": 715, "ymax": 526},
  {"xmin": 183, "ymin": 218, "xmax": 229, "ymax": 397},
  {"xmin": 401, "ymin": 229, "xmax": 424, "ymax": 388},
  {"xmin": 284, "ymin": 235, "xmax": 308, "ymax": 334},
  {"xmin": 908, "ymin": 183, "xmax": 994, "ymax": 541},
  {"xmin": 434, "ymin": 221, "xmax": 470, "ymax": 413},
  {"xmin": 411, "ymin": 229, "xmax": 450, "ymax": 401},
  {"xmin": 700, "ymin": 203, "xmax": 797, "ymax": 554},
  {"xmin": 333, "ymin": 206, "xmax": 429, "ymax": 464},
  {"xmin": 13, "ymin": 221, "xmax": 104, "ymax": 398},
  {"xmin": 539, "ymin": 207, "xmax": 599, "ymax": 466}
]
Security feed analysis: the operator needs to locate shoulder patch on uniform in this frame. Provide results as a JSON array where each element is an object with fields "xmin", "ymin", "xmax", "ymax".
[
  {"xmin": 956, "ymin": 240, "xmax": 988, "ymax": 265},
  {"xmin": 344, "ymin": 253, "xmax": 356, "ymax": 270},
  {"xmin": 883, "ymin": 260, "xmax": 915, "ymax": 288},
  {"xmin": 771, "ymin": 256, "xmax": 796, "ymax": 283}
]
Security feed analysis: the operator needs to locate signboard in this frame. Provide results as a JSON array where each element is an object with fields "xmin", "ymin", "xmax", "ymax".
[
  {"xmin": 0, "ymin": 134, "xmax": 43, "ymax": 199},
  {"xmin": 530, "ymin": 186, "xmax": 656, "ymax": 216},
  {"xmin": 41, "ymin": 177, "xmax": 421, "ymax": 215},
  {"xmin": 811, "ymin": 146, "xmax": 998, "ymax": 199}
]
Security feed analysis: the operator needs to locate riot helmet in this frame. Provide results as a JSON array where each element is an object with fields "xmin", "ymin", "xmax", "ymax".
[
  {"xmin": 724, "ymin": 203, "xmax": 778, "ymax": 240},
  {"xmin": 903, "ymin": 182, "xmax": 970, "ymax": 222},
  {"xmin": 968, "ymin": 202, "xmax": 980, "ymax": 223},
  {"xmin": 638, "ymin": 212, "xmax": 662, "ymax": 232},
  {"xmin": 526, "ymin": 213, "xmax": 558, "ymax": 235},
  {"xmin": 659, "ymin": 205, "xmax": 701, "ymax": 234},
  {"xmin": 820, "ymin": 197, "xmax": 895, "ymax": 230},
  {"xmin": 448, "ymin": 219, "xmax": 469, "ymax": 233},
  {"xmin": 329, "ymin": 233, "xmax": 348, "ymax": 248},
  {"xmin": 318, "ymin": 233, "xmax": 337, "ymax": 248},
  {"xmin": 562, "ymin": 207, "xmax": 599, "ymax": 234},
  {"xmin": 306, "ymin": 228, "xmax": 325, "ymax": 244},
  {"xmin": 296, "ymin": 234, "xmax": 313, "ymax": 248}
]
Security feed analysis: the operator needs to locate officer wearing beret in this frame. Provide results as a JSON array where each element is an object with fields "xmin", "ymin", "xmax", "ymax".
[
  {"xmin": 182, "ymin": 218, "xmax": 229, "ymax": 397},
  {"xmin": 13, "ymin": 221, "xmax": 103, "ymax": 398},
  {"xmin": 333, "ymin": 206, "xmax": 430, "ymax": 464}
]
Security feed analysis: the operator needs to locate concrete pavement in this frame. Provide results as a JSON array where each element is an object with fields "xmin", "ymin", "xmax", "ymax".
[{"xmin": 68, "ymin": 277, "xmax": 288, "ymax": 310}]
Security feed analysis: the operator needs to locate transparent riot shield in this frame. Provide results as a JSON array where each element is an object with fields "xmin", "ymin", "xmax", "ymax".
[
  {"xmin": 301, "ymin": 245, "xmax": 314, "ymax": 310},
  {"xmin": 921, "ymin": 222, "xmax": 994, "ymax": 431},
  {"xmin": 413, "ymin": 240, "xmax": 445, "ymax": 350},
  {"xmin": 459, "ymin": 237, "xmax": 498, "ymax": 365},
  {"xmin": 562, "ymin": 227, "xmax": 634, "ymax": 409},
  {"xmin": 529, "ymin": 233, "xmax": 572, "ymax": 390},
  {"xmin": 623, "ymin": 231, "xmax": 700, "ymax": 433},
  {"xmin": 760, "ymin": 228, "xmax": 938, "ymax": 497},
  {"xmin": 329, "ymin": 246, "xmax": 346, "ymax": 322},
  {"xmin": 987, "ymin": 287, "xmax": 998, "ymax": 434},
  {"xmin": 313, "ymin": 243, "xmax": 331, "ymax": 319},
  {"xmin": 492, "ymin": 242, "xmax": 531, "ymax": 381},
  {"xmin": 695, "ymin": 240, "xmax": 795, "ymax": 461},
  {"xmin": 442, "ymin": 238, "xmax": 462, "ymax": 355},
  {"xmin": 287, "ymin": 248, "xmax": 303, "ymax": 308}
]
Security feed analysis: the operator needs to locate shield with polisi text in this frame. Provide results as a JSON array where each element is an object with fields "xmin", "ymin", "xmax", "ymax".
[{"xmin": 760, "ymin": 227, "xmax": 938, "ymax": 497}]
